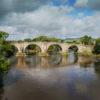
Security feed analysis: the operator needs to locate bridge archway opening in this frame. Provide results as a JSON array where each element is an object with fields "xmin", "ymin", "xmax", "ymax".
[
  {"xmin": 47, "ymin": 44, "xmax": 62, "ymax": 55},
  {"xmin": 5, "ymin": 45, "xmax": 18, "ymax": 57},
  {"xmin": 68, "ymin": 45, "xmax": 79, "ymax": 52},
  {"xmin": 68, "ymin": 45, "xmax": 78, "ymax": 64},
  {"xmin": 25, "ymin": 44, "xmax": 41, "ymax": 55}
]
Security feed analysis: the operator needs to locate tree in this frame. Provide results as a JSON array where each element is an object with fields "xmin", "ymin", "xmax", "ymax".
[
  {"xmin": 0, "ymin": 31, "xmax": 8, "ymax": 40},
  {"xmin": 92, "ymin": 38, "xmax": 100, "ymax": 54},
  {"xmin": 32, "ymin": 36, "xmax": 62, "ymax": 42},
  {"xmin": 80, "ymin": 35, "xmax": 94, "ymax": 45},
  {"xmin": 24, "ymin": 38, "xmax": 32, "ymax": 42},
  {"xmin": 95, "ymin": 38, "xmax": 100, "ymax": 44},
  {"xmin": 0, "ymin": 31, "xmax": 10, "ymax": 73}
]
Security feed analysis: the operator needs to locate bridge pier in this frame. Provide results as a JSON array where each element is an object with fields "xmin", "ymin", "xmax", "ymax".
[{"xmin": 16, "ymin": 52, "xmax": 26, "ymax": 57}]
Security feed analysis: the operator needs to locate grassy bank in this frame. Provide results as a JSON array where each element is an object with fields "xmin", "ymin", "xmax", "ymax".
[{"xmin": 79, "ymin": 50, "xmax": 100, "ymax": 58}]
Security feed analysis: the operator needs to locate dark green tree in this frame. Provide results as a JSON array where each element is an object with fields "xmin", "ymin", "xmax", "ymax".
[
  {"xmin": 92, "ymin": 38, "xmax": 100, "ymax": 54},
  {"xmin": 80, "ymin": 35, "xmax": 94, "ymax": 45},
  {"xmin": 0, "ymin": 31, "xmax": 10, "ymax": 74}
]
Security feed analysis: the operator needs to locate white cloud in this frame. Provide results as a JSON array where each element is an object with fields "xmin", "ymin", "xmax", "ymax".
[
  {"xmin": 0, "ymin": 5, "xmax": 100, "ymax": 40},
  {"xmin": 0, "ymin": 26, "xmax": 16, "ymax": 34}
]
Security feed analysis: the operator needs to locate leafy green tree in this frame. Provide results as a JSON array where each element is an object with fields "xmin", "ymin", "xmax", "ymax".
[
  {"xmin": 0, "ymin": 31, "xmax": 10, "ymax": 73},
  {"xmin": 32, "ymin": 36, "xmax": 62, "ymax": 42},
  {"xmin": 80, "ymin": 35, "xmax": 94, "ymax": 45},
  {"xmin": 0, "ymin": 31, "xmax": 8, "ymax": 40},
  {"xmin": 92, "ymin": 38, "xmax": 100, "ymax": 54},
  {"xmin": 95, "ymin": 38, "xmax": 100, "ymax": 44},
  {"xmin": 24, "ymin": 38, "xmax": 32, "ymax": 42}
]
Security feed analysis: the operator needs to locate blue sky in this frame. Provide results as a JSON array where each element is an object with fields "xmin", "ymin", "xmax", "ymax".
[{"xmin": 0, "ymin": 0, "xmax": 100, "ymax": 40}]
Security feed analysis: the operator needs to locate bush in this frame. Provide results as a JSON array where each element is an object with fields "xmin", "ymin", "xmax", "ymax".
[
  {"xmin": 92, "ymin": 44, "xmax": 100, "ymax": 54},
  {"xmin": 0, "ymin": 56, "xmax": 10, "ymax": 74},
  {"xmin": 92, "ymin": 38, "xmax": 100, "ymax": 55}
]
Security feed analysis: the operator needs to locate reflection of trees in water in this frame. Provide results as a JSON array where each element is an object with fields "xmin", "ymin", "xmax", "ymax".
[
  {"xmin": 0, "ymin": 74, "xmax": 4, "ymax": 100},
  {"xmin": 48, "ymin": 54, "xmax": 62, "ymax": 66},
  {"xmin": 79, "ymin": 57, "xmax": 93, "ymax": 68},
  {"xmin": 78, "ymin": 56, "xmax": 97, "ymax": 69},
  {"xmin": 73, "ymin": 53, "xmax": 78, "ymax": 63},
  {"xmin": 79, "ymin": 62, "xmax": 92, "ymax": 68},
  {"xmin": 94, "ymin": 59, "xmax": 100, "ymax": 75}
]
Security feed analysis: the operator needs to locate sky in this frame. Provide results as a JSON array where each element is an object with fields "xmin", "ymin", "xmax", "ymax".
[{"xmin": 0, "ymin": 0, "xmax": 100, "ymax": 40}]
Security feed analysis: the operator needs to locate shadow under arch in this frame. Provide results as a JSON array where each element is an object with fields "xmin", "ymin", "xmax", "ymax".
[
  {"xmin": 47, "ymin": 44, "xmax": 62, "ymax": 54},
  {"xmin": 68, "ymin": 45, "xmax": 79, "ymax": 52},
  {"xmin": 5, "ymin": 45, "xmax": 18, "ymax": 57},
  {"xmin": 25, "ymin": 44, "xmax": 42, "ymax": 55}
]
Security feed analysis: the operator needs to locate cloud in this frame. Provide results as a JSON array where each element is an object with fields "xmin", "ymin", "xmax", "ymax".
[
  {"xmin": 0, "ymin": 0, "xmax": 50, "ymax": 17},
  {"xmin": 74, "ymin": 0, "xmax": 88, "ymax": 8},
  {"xmin": 75, "ymin": 0, "xmax": 100, "ymax": 10},
  {"xmin": 1, "ymin": 5, "xmax": 74, "ymax": 39},
  {"xmin": 88, "ymin": 0, "xmax": 100, "ymax": 10},
  {"xmin": 0, "ymin": 0, "xmax": 100, "ymax": 40}
]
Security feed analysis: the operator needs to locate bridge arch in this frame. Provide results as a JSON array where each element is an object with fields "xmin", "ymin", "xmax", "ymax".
[
  {"xmin": 47, "ymin": 44, "xmax": 62, "ymax": 54},
  {"xmin": 68, "ymin": 45, "xmax": 79, "ymax": 52},
  {"xmin": 24, "ymin": 44, "xmax": 42, "ymax": 55}
]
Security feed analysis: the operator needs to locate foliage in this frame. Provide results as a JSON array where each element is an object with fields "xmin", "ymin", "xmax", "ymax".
[
  {"xmin": 0, "ymin": 31, "xmax": 11, "ymax": 74},
  {"xmin": 24, "ymin": 38, "xmax": 32, "ymax": 42},
  {"xmin": 32, "ymin": 36, "xmax": 62, "ymax": 42},
  {"xmin": 95, "ymin": 38, "xmax": 100, "ymax": 44},
  {"xmin": 80, "ymin": 35, "xmax": 94, "ymax": 45},
  {"xmin": 0, "ymin": 56, "xmax": 10, "ymax": 73},
  {"xmin": 92, "ymin": 38, "xmax": 100, "ymax": 54},
  {"xmin": 0, "ymin": 31, "xmax": 8, "ymax": 40}
]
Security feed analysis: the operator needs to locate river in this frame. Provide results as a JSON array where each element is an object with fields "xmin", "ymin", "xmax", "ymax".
[{"xmin": 0, "ymin": 53, "xmax": 100, "ymax": 100}]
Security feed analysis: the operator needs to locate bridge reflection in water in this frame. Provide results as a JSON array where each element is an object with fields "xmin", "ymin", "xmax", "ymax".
[{"xmin": 13, "ymin": 53, "xmax": 93, "ymax": 69}]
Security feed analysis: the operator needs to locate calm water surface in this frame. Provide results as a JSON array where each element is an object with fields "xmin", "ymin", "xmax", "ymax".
[{"xmin": 0, "ymin": 53, "xmax": 100, "ymax": 100}]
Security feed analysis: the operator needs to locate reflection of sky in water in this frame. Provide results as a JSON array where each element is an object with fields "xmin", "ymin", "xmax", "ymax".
[
  {"xmin": 68, "ymin": 51, "xmax": 77, "ymax": 64},
  {"xmin": 2, "ymin": 64, "xmax": 100, "ymax": 100},
  {"xmin": 1, "ymin": 56, "xmax": 100, "ymax": 100},
  {"xmin": 4, "ymin": 67, "xmax": 25, "ymax": 86}
]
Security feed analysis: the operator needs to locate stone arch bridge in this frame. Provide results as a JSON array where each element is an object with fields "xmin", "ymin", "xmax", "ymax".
[{"xmin": 11, "ymin": 42, "xmax": 93, "ymax": 55}]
